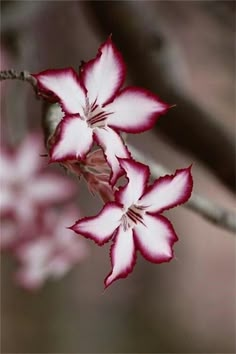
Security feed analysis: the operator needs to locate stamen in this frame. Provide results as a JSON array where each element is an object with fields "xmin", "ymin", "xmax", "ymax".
[
  {"xmin": 121, "ymin": 205, "xmax": 146, "ymax": 231},
  {"xmin": 83, "ymin": 99, "xmax": 113, "ymax": 128}
]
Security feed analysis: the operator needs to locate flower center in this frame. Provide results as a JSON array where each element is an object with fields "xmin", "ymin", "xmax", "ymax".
[
  {"xmin": 121, "ymin": 205, "xmax": 145, "ymax": 231},
  {"xmin": 83, "ymin": 98, "xmax": 112, "ymax": 128}
]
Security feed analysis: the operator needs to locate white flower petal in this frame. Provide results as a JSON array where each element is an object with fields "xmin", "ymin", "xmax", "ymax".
[
  {"xmin": 94, "ymin": 127, "xmax": 130, "ymax": 185},
  {"xmin": 81, "ymin": 37, "xmax": 126, "ymax": 106},
  {"xmin": 105, "ymin": 225, "xmax": 135, "ymax": 288},
  {"xmin": 71, "ymin": 202, "xmax": 123, "ymax": 245},
  {"xmin": 134, "ymin": 214, "xmax": 178, "ymax": 263},
  {"xmin": 139, "ymin": 167, "xmax": 193, "ymax": 213},
  {"xmin": 34, "ymin": 68, "xmax": 86, "ymax": 115},
  {"xmin": 115, "ymin": 159, "xmax": 150, "ymax": 208},
  {"xmin": 50, "ymin": 116, "xmax": 93, "ymax": 162},
  {"xmin": 107, "ymin": 87, "xmax": 168, "ymax": 133}
]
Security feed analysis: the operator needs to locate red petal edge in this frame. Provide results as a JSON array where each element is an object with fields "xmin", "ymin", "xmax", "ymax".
[
  {"xmin": 104, "ymin": 228, "xmax": 137, "ymax": 288},
  {"xmin": 49, "ymin": 115, "xmax": 92, "ymax": 163},
  {"xmin": 69, "ymin": 201, "xmax": 122, "ymax": 246},
  {"xmin": 33, "ymin": 68, "xmax": 86, "ymax": 114},
  {"xmin": 108, "ymin": 86, "xmax": 169, "ymax": 134},
  {"xmin": 81, "ymin": 36, "xmax": 127, "ymax": 106},
  {"xmin": 144, "ymin": 165, "xmax": 193, "ymax": 214},
  {"xmin": 114, "ymin": 157, "xmax": 150, "ymax": 204}
]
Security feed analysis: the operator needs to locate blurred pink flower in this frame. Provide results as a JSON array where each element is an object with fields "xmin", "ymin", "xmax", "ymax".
[
  {"xmin": 0, "ymin": 217, "xmax": 17, "ymax": 250},
  {"xmin": 15, "ymin": 207, "xmax": 88, "ymax": 290},
  {"xmin": 0, "ymin": 134, "xmax": 76, "ymax": 226},
  {"xmin": 33, "ymin": 37, "xmax": 167, "ymax": 184},
  {"xmin": 71, "ymin": 159, "xmax": 193, "ymax": 287}
]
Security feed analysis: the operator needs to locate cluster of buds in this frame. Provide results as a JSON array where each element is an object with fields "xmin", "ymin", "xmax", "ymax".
[{"xmin": 32, "ymin": 37, "xmax": 193, "ymax": 288}]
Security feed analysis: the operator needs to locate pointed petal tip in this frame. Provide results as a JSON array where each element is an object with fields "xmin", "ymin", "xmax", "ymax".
[
  {"xmin": 176, "ymin": 164, "xmax": 194, "ymax": 194},
  {"xmin": 104, "ymin": 275, "xmax": 117, "ymax": 289},
  {"xmin": 66, "ymin": 225, "xmax": 74, "ymax": 231},
  {"xmin": 107, "ymin": 87, "xmax": 169, "ymax": 133},
  {"xmin": 33, "ymin": 68, "xmax": 76, "ymax": 88},
  {"xmin": 139, "ymin": 164, "xmax": 193, "ymax": 214},
  {"xmin": 70, "ymin": 202, "xmax": 122, "ymax": 245},
  {"xmin": 174, "ymin": 164, "xmax": 193, "ymax": 182},
  {"xmin": 33, "ymin": 68, "xmax": 86, "ymax": 115},
  {"xmin": 104, "ymin": 275, "xmax": 113, "ymax": 289},
  {"xmin": 103, "ymin": 267, "xmax": 132, "ymax": 289},
  {"xmin": 187, "ymin": 163, "xmax": 193, "ymax": 171},
  {"xmin": 81, "ymin": 36, "xmax": 126, "ymax": 106},
  {"xmin": 104, "ymin": 227, "xmax": 136, "ymax": 288},
  {"xmin": 103, "ymin": 257, "xmax": 136, "ymax": 288}
]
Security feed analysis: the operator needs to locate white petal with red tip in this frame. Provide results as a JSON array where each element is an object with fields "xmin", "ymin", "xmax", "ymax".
[
  {"xmin": 71, "ymin": 202, "xmax": 123, "ymax": 245},
  {"xmin": 94, "ymin": 127, "xmax": 130, "ymax": 185},
  {"xmin": 81, "ymin": 38, "xmax": 125, "ymax": 106},
  {"xmin": 139, "ymin": 167, "xmax": 193, "ymax": 213},
  {"xmin": 105, "ymin": 225, "xmax": 135, "ymax": 287},
  {"xmin": 134, "ymin": 214, "xmax": 177, "ymax": 263},
  {"xmin": 116, "ymin": 159, "xmax": 149, "ymax": 208},
  {"xmin": 51, "ymin": 116, "xmax": 93, "ymax": 161},
  {"xmin": 107, "ymin": 88, "xmax": 167, "ymax": 133},
  {"xmin": 35, "ymin": 69, "xmax": 86, "ymax": 115}
]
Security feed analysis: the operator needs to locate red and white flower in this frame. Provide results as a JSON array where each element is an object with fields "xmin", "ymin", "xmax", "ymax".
[
  {"xmin": 0, "ymin": 134, "xmax": 76, "ymax": 228},
  {"xmin": 71, "ymin": 159, "xmax": 193, "ymax": 288},
  {"xmin": 15, "ymin": 207, "xmax": 88, "ymax": 290},
  {"xmin": 33, "ymin": 37, "xmax": 168, "ymax": 184}
]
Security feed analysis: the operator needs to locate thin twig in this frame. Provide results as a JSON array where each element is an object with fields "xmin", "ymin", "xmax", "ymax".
[
  {"xmin": 1, "ymin": 69, "xmax": 36, "ymax": 88},
  {"xmin": 129, "ymin": 145, "xmax": 236, "ymax": 234}
]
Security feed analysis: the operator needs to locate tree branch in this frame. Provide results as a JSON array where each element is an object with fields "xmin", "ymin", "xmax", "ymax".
[
  {"xmin": 0, "ymin": 69, "xmax": 38, "ymax": 93},
  {"xmin": 129, "ymin": 145, "xmax": 236, "ymax": 234}
]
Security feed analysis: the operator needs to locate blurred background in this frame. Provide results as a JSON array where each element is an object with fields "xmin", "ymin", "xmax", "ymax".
[{"xmin": 1, "ymin": 1, "xmax": 235, "ymax": 353}]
